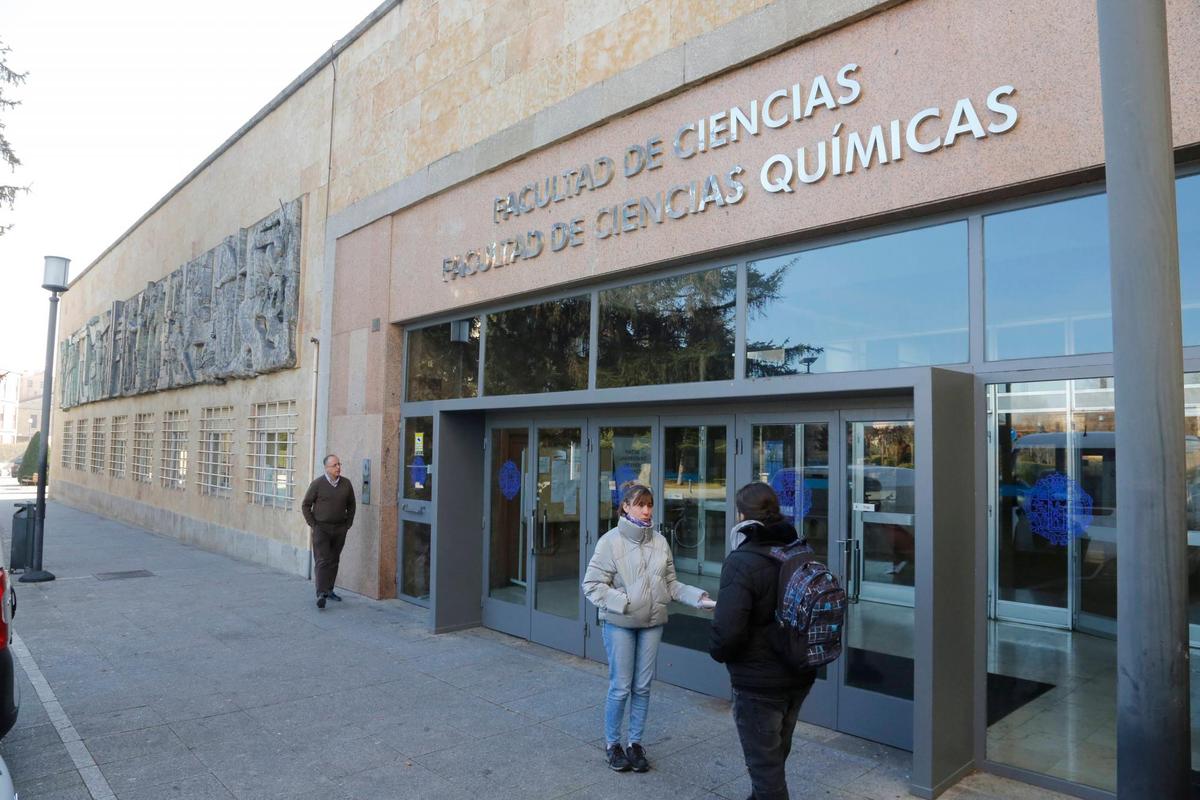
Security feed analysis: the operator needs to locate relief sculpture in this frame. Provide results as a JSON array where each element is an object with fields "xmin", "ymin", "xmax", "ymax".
[{"xmin": 59, "ymin": 197, "xmax": 302, "ymax": 409}]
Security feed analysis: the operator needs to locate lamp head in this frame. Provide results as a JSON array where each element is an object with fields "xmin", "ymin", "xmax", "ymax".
[{"xmin": 42, "ymin": 256, "xmax": 71, "ymax": 292}]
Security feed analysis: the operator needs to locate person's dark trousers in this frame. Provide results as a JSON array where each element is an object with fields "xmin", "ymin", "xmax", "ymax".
[
  {"xmin": 312, "ymin": 525, "xmax": 348, "ymax": 596},
  {"xmin": 731, "ymin": 677, "xmax": 816, "ymax": 800}
]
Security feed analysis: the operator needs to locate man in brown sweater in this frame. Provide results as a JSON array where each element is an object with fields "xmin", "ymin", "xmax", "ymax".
[{"xmin": 301, "ymin": 454, "xmax": 356, "ymax": 608}]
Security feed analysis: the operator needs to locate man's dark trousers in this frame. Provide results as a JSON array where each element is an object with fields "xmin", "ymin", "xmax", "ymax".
[
  {"xmin": 731, "ymin": 678, "xmax": 816, "ymax": 800},
  {"xmin": 313, "ymin": 524, "xmax": 349, "ymax": 596}
]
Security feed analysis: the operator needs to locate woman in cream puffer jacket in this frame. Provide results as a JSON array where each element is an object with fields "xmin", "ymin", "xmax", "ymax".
[{"xmin": 582, "ymin": 482, "xmax": 712, "ymax": 774}]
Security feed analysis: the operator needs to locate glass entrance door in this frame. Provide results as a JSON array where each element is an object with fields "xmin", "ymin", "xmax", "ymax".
[
  {"xmin": 738, "ymin": 414, "xmax": 836, "ymax": 727},
  {"xmin": 588, "ymin": 422, "xmax": 656, "ymax": 661},
  {"xmin": 838, "ymin": 417, "xmax": 916, "ymax": 750},
  {"xmin": 530, "ymin": 425, "xmax": 585, "ymax": 652},
  {"xmin": 655, "ymin": 418, "xmax": 733, "ymax": 696},
  {"xmin": 483, "ymin": 421, "xmax": 586, "ymax": 655}
]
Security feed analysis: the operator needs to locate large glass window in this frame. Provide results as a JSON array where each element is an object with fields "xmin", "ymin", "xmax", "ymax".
[
  {"xmin": 747, "ymin": 222, "xmax": 968, "ymax": 375},
  {"xmin": 597, "ymin": 266, "xmax": 736, "ymax": 388},
  {"xmin": 986, "ymin": 375, "xmax": 1200, "ymax": 792},
  {"xmin": 405, "ymin": 319, "xmax": 479, "ymax": 401},
  {"xmin": 484, "ymin": 296, "xmax": 589, "ymax": 395},
  {"xmin": 1179, "ymin": 173, "xmax": 1200, "ymax": 345},
  {"xmin": 984, "ymin": 193, "xmax": 1110, "ymax": 360}
]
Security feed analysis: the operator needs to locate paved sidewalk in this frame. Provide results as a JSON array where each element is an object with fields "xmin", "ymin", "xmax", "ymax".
[{"xmin": 0, "ymin": 480, "xmax": 1067, "ymax": 800}]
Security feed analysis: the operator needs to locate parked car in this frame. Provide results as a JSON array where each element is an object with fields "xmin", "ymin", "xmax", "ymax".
[{"xmin": 0, "ymin": 560, "xmax": 21, "ymax": 800}]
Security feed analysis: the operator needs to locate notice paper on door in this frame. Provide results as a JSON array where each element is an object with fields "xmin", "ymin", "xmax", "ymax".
[{"xmin": 550, "ymin": 458, "xmax": 567, "ymax": 503}]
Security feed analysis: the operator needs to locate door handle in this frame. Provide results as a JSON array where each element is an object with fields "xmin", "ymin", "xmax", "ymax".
[
  {"xmin": 839, "ymin": 538, "xmax": 858, "ymax": 604},
  {"xmin": 530, "ymin": 508, "xmax": 539, "ymax": 555},
  {"xmin": 853, "ymin": 539, "xmax": 863, "ymax": 602}
]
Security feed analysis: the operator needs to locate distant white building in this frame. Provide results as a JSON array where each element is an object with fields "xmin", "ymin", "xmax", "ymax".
[
  {"xmin": 17, "ymin": 371, "xmax": 43, "ymax": 442},
  {"xmin": 0, "ymin": 370, "xmax": 20, "ymax": 444}
]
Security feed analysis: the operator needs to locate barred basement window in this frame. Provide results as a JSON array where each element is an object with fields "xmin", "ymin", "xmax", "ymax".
[
  {"xmin": 246, "ymin": 401, "xmax": 297, "ymax": 508},
  {"xmin": 132, "ymin": 413, "xmax": 154, "ymax": 483},
  {"xmin": 91, "ymin": 418, "xmax": 107, "ymax": 473},
  {"xmin": 74, "ymin": 419, "xmax": 89, "ymax": 471},
  {"xmin": 109, "ymin": 415, "xmax": 127, "ymax": 478},
  {"xmin": 61, "ymin": 420, "xmax": 73, "ymax": 469},
  {"xmin": 198, "ymin": 406, "xmax": 234, "ymax": 497},
  {"xmin": 161, "ymin": 410, "xmax": 189, "ymax": 490}
]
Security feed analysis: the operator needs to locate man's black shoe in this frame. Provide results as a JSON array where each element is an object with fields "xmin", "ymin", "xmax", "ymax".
[
  {"xmin": 606, "ymin": 744, "xmax": 632, "ymax": 772},
  {"xmin": 316, "ymin": 593, "xmax": 326, "ymax": 609},
  {"xmin": 328, "ymin": 591, "xmax": 342, "ymax": 601},
  {"xmin": 627, "ymin": 742, "xmax": 649, "ymax": 772}
]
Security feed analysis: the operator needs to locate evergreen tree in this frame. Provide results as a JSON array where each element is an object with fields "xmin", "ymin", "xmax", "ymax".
[
  {"xmin": 0, "ymin": 39, "xmax": 27, "ymax": 236},
  {"xmin": 17, "ymin": 430, "xmax": 42, "ymax": 483}
]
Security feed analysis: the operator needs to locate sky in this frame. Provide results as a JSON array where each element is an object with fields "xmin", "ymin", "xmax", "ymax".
[{"xmin": 0, "ymin": 0, "xmax": 386, "ymax": 373}]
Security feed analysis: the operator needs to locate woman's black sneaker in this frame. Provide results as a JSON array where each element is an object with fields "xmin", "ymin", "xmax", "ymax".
[
  {"xmin": 627, "ymin": 742, "xmax": 650, "ymax": 772},
  {"xmin": 606, "ymin": 744, "xmax": 632, "ymax": 772}
]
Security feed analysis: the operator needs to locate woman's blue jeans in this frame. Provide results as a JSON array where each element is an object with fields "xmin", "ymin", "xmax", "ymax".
[{"xmin": 601, "ymin": 622, "xmax": 663, "ymax": 747}]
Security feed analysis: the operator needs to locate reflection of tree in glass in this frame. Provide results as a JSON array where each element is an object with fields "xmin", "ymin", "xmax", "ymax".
[
  {"xmin": 864, "ymin": 424, "xmax": 914, "ymax": 469},
  {"xmin": 407, "ymin": 320, "xmax": 480, "ymax": 401},
  {"xmin": 598, "ymin": 267, "xmax": 737, "ymax": 387},
  {"xmin": 746, "ymin": 258, "xmax": 826, "ymax": 377},
  {"xmin": 485, "ymin": 297, "xmax": 590, "ymax": 394}
]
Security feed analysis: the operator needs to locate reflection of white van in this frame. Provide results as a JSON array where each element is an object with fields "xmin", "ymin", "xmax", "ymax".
[{"xmin": 859, "ymin": 465, "xmax": 914, "ymax": 512}]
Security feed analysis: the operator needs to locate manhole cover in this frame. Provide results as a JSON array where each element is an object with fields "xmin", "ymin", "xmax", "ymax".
[{"xmin": 93, "ymin": 570, "xmax": 155, "ymax": 581}]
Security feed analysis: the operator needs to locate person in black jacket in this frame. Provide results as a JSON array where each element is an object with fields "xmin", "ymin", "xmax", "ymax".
[{"xmin": 710, "ymin": 482, "xmax": 817, "ymax": 800}]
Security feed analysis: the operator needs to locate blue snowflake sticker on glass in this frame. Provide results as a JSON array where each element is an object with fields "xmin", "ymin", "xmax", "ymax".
[
  {"xmin": 770, "ymin": 469, "xmax": 812, "ymax": 526},
  {"xmin": 409, "ymin": 455, "xmax": 428, "ymax": 489},
  {"xmin": 498, "ymin": 459, "xmax": 522, "ymax": 501},
  {"xmin": 611, "ymin": 463, "xmax": 639, "ymax": 506},
  {"xmin": 1026, "ymin": 472, "xmax": 1093, "ymax": 546}
]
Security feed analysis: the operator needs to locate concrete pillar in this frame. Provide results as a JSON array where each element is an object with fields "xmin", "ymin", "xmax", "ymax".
[{"xmin": 1096, "ymin": 2, "xmax": 1190, "ymax": 796}]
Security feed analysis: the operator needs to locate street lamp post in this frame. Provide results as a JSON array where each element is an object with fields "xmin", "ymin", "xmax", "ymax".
[{"xmin": 21, "ymin": 255, "xmax": 70, "ymax": 584}]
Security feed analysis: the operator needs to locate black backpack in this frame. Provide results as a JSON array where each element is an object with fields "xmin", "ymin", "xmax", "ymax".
[{"xmin": 762, "ymin": 541, "xmax": 847, "ymax": 670}]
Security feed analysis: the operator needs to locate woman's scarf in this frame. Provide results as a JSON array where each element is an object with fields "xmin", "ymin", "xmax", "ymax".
[{"xmin": 620, "ymin": 511, "xmax": 654, "ymax": 528}]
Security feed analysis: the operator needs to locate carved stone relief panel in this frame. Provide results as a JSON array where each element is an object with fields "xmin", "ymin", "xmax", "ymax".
[{"xmin": 59, "ymin": 197, "xmax": 303, "ymax": 409}]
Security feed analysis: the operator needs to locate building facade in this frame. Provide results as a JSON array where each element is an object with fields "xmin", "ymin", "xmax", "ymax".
[
  {"xmin": 0, "ymin": 371, "xmax": 19, "ymax": 444},
  {"xmin": 17, "ymin": 371, "xmax": 43, "ymax": 442},
  {"xmin": 53, "ymin": 1, "xmax": 1200, "ymax": 796}
]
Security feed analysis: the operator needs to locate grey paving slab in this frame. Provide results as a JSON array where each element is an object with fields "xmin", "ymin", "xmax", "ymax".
[
  {"xmin": 9, "ymin": 765, "xmax": 86, "ymax": 800},
  {"xmin": 118, "ymin": 772, "xmax": 236, "ymax": 800},
  {"xmin": 96, "ymin": 751, "xmax": 211, "ymax": 796},
  {"xmin": 0, "ymin": 487, "xmax": 1069, "ymax": 800},
  {"xmin": 83, "ymin": 722, "xmax": 191, "ymax": 766}
]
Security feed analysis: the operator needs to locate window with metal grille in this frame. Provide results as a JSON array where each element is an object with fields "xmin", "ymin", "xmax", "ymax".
[
  {"xmin": 109, "ymin": 415, "xmax": 127, "ymax": 478},
  {"xmin": 74, "ymin": 419, "xmax": 89, "ymax": 471},
  {"xmin": 161, "ymin": 410, "xmax": 189, "ymax": 490},
  {"xmin": 61, "ymin": 420, "xmax": 73, "ymax": 469},
  {"xmin": 91, "ymin": 418, "xmax": 107, "ymax": 473},
  {"xmin": 246, "ymin": 401, "xmax": 297, "ymax": 508},
  {"xmin": 198, "ymin": 406, "xmax": 234, "ymax": 497},
  {"xmin": 132, "ymin": 413, "xmax": 154, "ymax": 483}
]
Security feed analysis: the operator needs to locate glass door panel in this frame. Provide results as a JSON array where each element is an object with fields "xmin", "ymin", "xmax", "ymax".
[
  {"xmin": 851, "ymin": 422, "xmax": 916, "ymax": 605},
  {"xmin": 532, "ymin": 426, "xmax": 583, "ymax": 622},
  {"xmin": 1073, "ymin": 409, "xmax": 1117, "ymax": 638},
  {"xmin": 663, "ymin": 425, "xmax": 728, "ymax": 582},
  {"xmin": 660, "ymin": 423, "xmax": 729, "ymax": 656},
  {"xmin": 994, "ymin": 409, "xmax": 1070, "ymax": 614},
  {"xmin": 745, "ymin": 418, "xmax": 836, "ymax": 728},
  {"xmin": 840, "ymin": 418, "xmax": 915, "ymax": 750},
  {"xmin": 487, "ymin": 427, "xmax": 530, "ymax": 612},
  {"xmin": 749, "ymin": 423, "xmax": 831, "ymax": 562},
  {"xmin": 597, "ymin": 426, "xmax": 654, "ymax": 539}
]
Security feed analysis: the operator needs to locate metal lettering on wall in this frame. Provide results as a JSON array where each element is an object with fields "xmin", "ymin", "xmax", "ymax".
[
  {"xmin": 441, "ymin": 61, "xmax": 1021, "ymax": 282},
  {"xmin": 59, "ymin": 199, "xmax": 302, "ymax": 409}
]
